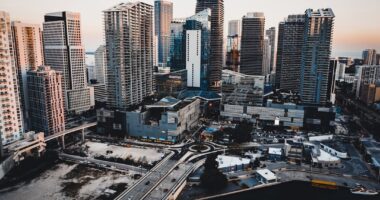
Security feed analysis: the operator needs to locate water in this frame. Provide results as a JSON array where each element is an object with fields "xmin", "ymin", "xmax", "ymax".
[{"xmin": 211, "ymin": 181, "xmax": 380, "ymax": 200}]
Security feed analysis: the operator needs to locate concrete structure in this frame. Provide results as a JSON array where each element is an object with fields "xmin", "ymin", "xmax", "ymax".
[
  {"xmin": 263, "ymin": 37, "xmax": 272, "ymax": 76},
  {"xmin": 43, "ymin": 11, "xmax": 95, "ymax": 114},
  {"xmin": 89, "ymin": 83, "xmax": 107, "ymax": 103},
  {"xmin": 155, "ymin": 69, "xmax": 187, "ymax": 97},
  {"xmin": 85, "ymin": 53, "xmax": 95, "ymax": 82},
  {"xmin": 275, "ymin": 14, "xmax": 305, "ymax": 91},
  {"xmin": 97, "ymin": 97, "xmax": 200, "ymax": 143},
  {"xmin": 221, "ymin": 69, "xmax": 265, "ymax": 108},
  {"xmin": 355, "ymin": 65, "xmax": 380, "ymax": 104},
  {"xmin": 0, "ymin": 11, "xmax": 23, "ymax": 147},
  {"xmin": 240, "ymin": 12, "xmax": 265, "ymax": 76},
  {"xmin": 196, "ymin": 0, "xmax": 224, "ymax": 91},
  {"xmin": 256, "ymin": 169, "xmax": 277, "ymax": 184},
  {"xmin": 154, "ymin": 0, "xmax": 173, "ymax": 66},
  {"xmin": 362, "ymin": 49, "xmax": 377, "ymax": 65},
  {"xmin": 27, "ymin": 66, "xmax": 65, "ymax": 136},
  {"xmin": 11, "ymin": 21, "xmax": 44, "ymax": 131},
  {"xmin": 268, "ymin": 147, "xmax": 283, "ymax": 161},
  {"xmin": 320, "ymin": 142, "xmax": 348, "ymax": 159},
  {"xmin": 311, "ymin": 149, "xmax": 341, "ymax": 168},
  {"xmin": 104, "ymin": 2, "xmax": 154, "ymax": 110},
  {"xmin": 299, "ymin": 9, "xmax": 335, "ymax": 105},
  {"xmin": 265, "ymin": 27, "xmax": 276, "ymax": 73},
  {"xmin": 94, "ymin": 45, "xmax": 106, "ymax": 84}
]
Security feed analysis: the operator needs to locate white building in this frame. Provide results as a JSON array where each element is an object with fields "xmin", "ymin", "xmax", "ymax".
[
  {"xmin": 43, "ymin": 11, "xmax": 95, "ymax": 114},
  {"xmin": 94, "ymin": 45, "xmax": 107, "ymax": 84},
  {"xmin": 335, "ymin": 63, "xmax": 346, "ymax": 81},
  {"xmin": 216, "ymin": 155, "xmax": 251, "ymax": 172},
  {"xmin": 186, "ymin": 30, "xmax": 202, "ymax": 88},
  {"xmin": 256, "ymin": 169, "xmax": 277, "ymax": 184},
  {"xmin": 0, "ymin": 11, "xmax": 23, "ymax": 146}
]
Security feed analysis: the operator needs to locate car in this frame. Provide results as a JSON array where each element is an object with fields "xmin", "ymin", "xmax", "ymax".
[{"xmin": 145, "ymin": 181, "xmax": 150, "ymax": 185}]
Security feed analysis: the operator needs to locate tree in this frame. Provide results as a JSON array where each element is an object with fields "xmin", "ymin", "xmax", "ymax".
[
  {"xmin": 200, "ymin": 154, "xmax": 228, "ymax": 191},
  {"xmin": 253, "ymin": 158, "xmax": 261, "ymax": 169},
  {"xmin": 231, "ymin": 121, "xmax": 253, "ymax": 143}
]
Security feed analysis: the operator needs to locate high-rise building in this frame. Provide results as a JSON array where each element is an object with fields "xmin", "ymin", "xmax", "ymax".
[
  {"xmin": 27, "ymin": 66, "xmax": 65, "ymax": 136},
  {"xmin": 11, "ymin": 21, "xmax": 44, "ymax": 131},
  {"xmin": 275, "ymin": 14, "xmax": 305, "ymax": 92},
  {"xmin": 362, "ymin": 49, "xmax": 377, "ymax": 65},
  {"xmin": 155, "ymin": 0, "xmax": 173, "ymax": 66},
  {"xmin": 376, "ymin": 54, "xmax": 380, "ymax": 65},
  {"xmin": 169, "ymin": 19, "xmax": 185, "ymax": 71},
  {"xmin": 185, "ymin": 9, "xmax": 211, "ymax": 90},
  {"xmin": 263, "ymin": 37, "xmax": 272, "ymax": 76},
  {"xmin": 196, "ymin": 0, "xmax": 224, "ymax": 91},
  {"xmin": 265, "ymin": 27, "xmax": 276, "ymax": 72},
  {"xmin": 86, "ymin": 52, "xmax": 95, "ymax": 82},
  {"xmin": 226, "ymin": 20, "xmax": 241, "ymax": 72},
  {"xmin": 0, "ymin": 11, "xmax": 23, "ymax": 147},
  {"xmin": 43, "ymin": 11, "xmax": 94, "ymax": 114},
  {"xmin": 94, "ymin": 45, "xmax": 106, "ymax": 84},
  {"xmin": 299, "ymin": 8, "xmax": 335, "ymax": 105},
  {"xmin": 355, "ymin": 65, "xmax": 380, "ymax": 99},
  {"xmin": 240, "ymin": 12, "xmax": 265, "ymax": 76},
  {"xmin": 104, "ymin": 2, "xmax": 154, "ymax": 110}
]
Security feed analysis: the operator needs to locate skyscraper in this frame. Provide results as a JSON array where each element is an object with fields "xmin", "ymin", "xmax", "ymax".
[
  {"xmin": 185, "ymin": 9, "xmax": 211, "ymax": 89},
  {"xmin": 275, "ymin": 14, "xmax": 305, "ymax": 92},
  {"xmin": 43, "ymin": 11, "xmax": 94, "ymax": 114},
  {"xmin": 196, "ymin": 0, "xmax": 224, "ymax": 91},
  {"xmin": 226, "ymin": 20, "xmax": 241, "ymax": 72},
  {"xmin": 299, "ymin": 8, "xmax": 335, "ymax": 105},
  {"xmin": 11, "ymin": 21, "xmax": 44, "ymax": 131},
  {"xmin": 94, "ymin": 45, "xmax": 106, "ymax": 84},
  {"xmin": 265, "ymin": 27, "xmax": 276, "ymax": 72},
  {"xmin": 169, "ymin": 19, "xmax": 185, "ymax": 71},
  {"xmin": 0, "ymin": 11, "xmax": 23, "ymax": 147},
  {"xmin": 155, "ymin": 0, "xmax": 173, "ymax": 66},
  {"xmin": 104, "ymin": 2, "xmax": 154, "ymax": 110},
  {"xmin": 240, "ymin": 12, "xmax": 265, "ymax": 76},
  {"xmin": 27, "ymin": 66, "xmax": 65, "ymax": 136},
  {"xmin": 362, "ymin": 49, "xmax": 377, "ymax": 65},
  {"xmin": 262, "ymin": 37, "xmax": 272, "ymax": 76}
]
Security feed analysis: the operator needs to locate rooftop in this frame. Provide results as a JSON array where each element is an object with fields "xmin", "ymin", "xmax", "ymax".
[
  {"xmin": 256, "ymin": 169, "xmax": 277, "ymax": 181},
  {"xmin": 178, "ymin": 90, "xmax": 221, "ymax": 101},
  {"xmin": 216, "ymin": 155, "xmax": 250, "ymax": 169},
  {"xmin": 269, "ymin": 148, "xmax": 283, "ymax": 156}
]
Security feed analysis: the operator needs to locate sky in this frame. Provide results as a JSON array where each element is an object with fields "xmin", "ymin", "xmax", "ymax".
[{"xmin": 2, "ymin": 0, "xmax": 380, "ymax": 58}]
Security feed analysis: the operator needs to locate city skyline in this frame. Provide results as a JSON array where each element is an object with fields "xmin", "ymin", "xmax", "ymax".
[{"xmin": 1, "ymin": 0, "xmax": 379, "ymax": 58}]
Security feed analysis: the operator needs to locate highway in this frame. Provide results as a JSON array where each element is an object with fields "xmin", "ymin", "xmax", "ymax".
[{"xmin": 115, "ymin": 151, "xmax": 177, "ymax": 200}]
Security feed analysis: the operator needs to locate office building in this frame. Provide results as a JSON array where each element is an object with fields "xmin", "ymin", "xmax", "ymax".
[
  {"xmin": 263, "ymin": 37, "xmax": 272, "ymax": 76},
  {"xmin": 328, "ymin": 59, "xmax": 338, "ymax": 103},
  {"xmin": 275, "ymin": 14, "xmax": 305, "ymax": 92},
  {"xmin": 355, "ymin": 65, "xmax": 380, "ymax": 99},
  {"xmin": 43, "ymin": 11, "xmax": 95, "ymax": 114},
  {"xmin": 169, "ymin": 19, "xmax": 185, "ymax": 71},
  {"xmin": 27, "ymin": 66, "xmax": 65, "ymax": 136},
  {"xmin": 196, "ymin": 0, "xmax": 224, "ymax": 91},
  {"xmin": 299, "ymin": 8, "xmax": 335, "ymax": 105},
  {"xmin": 265, "ymin": 27, "xmax": 276, "ymax": 72},
  {"xmin": 0, "ymin": 11, "xmax": 23, "ymax": 146},
  {"xmin": 11, "ymin": 21, "xmax": 44, "ymax": 131},
  {"xmin": 377, "ymin": 54, "xmax": 380, "ymax": 65},
  {"xmin": 94, "ymin": 45, "xmax": 106, "ymax": 84},
  {"xmin": 155, "ymin": 0, "xmax": 173, "ymax": 66},
  {"xmin": 226, "ymin": 20, "xmax": 241, "ymax": 72},
  {"xmin": 362, "ymin": 49, "xmax": 377, "ymax": 65},
  {"xmin": 104, "ymin": 2, "xmax": 154, "ymax": 110},
  {"xmin": 240, "ymin": 12, "xmax": 265, "ymax": 76},
  {"xmin": 185, "ymin": 9, "xmax": 211, "ymax": 90},
  {"xmin": 155, "ymin": 69, "xmax": 187, "ymax": 97},
  {"xmin": 86, "ymin": 53, "xmax": 95, "ymax": 82}
]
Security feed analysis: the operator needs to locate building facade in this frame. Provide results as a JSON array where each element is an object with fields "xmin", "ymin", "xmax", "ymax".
[
  {"xmin": 94, "ymin": 45, "xmax": 106, "ymax": 84},
  {"xmin": 27, "ymin": 66, "xmax": 65, "ymax": 136},
  {"xmin": 155, "ymin": 0, "xmax": 173, "ymax": 66},
  {"xmin": 104, "ymin": 2, "xmax": 154, "ymax": 110},
  {"xmin": 362, "ymin": 49, "xmax": 377, "ymax": 65},
  {"xmin": 265, "ymin": 27, "xmax": 276, "ymax": 73},
  {"xmin": 169, "ymin": 19, "xmax": 185, "ymax": 71},
  {"xmin": 275, "ymin": 14, "xmax": 305, "ymax": 92},
  {"xmin": 240, "ymin": 12, "xmax": 265, "ymax": 76},
  {"xmin": 226, "ymin": 20, "xmax": 241, "ymax": 72},
  {"xmin": 0, "ymin": 11, "xmax": 23, "ymax": 145},
  {"xmin": 11, "ymin": 21, "xmax": 44, "ymax": 131},
  {"xmin": 299, "ymin": 9, "xmax": 335, "ymax": 105},
  {"xmin": 43, "ymin": 11, "xmax": 94, "ymax": 114},
  {"xmin": 196, "ymin": 0, "xmax": 224, "ymax": 91}
]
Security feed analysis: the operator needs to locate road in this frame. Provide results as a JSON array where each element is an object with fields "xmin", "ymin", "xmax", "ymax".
[
  {"xmin": 115, "ymin": 152, "xmax": 177, "ymax": 200},
  {"xmin": 59, "ymin": 153, "xmax": 147, "ymax": 173}
]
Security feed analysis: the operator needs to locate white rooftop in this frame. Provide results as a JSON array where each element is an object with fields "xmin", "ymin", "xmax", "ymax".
[
  {"xmin": 256, "ymin": 169, "xmax": 277, "ymax": 181},
  {"xmin": 309, "ymin": 135, "xmax": 333, "ymax": 142},
  {"xmin": 268, "ymin": 148, "xmax": 282, "ymax": 156},
  {"xmin": 316, "ymin": 149, "xmax": 340, "ymax": 162},
  {"xmin": 216, "ymin": 155, "xmax": 250, "ymax": 169}
]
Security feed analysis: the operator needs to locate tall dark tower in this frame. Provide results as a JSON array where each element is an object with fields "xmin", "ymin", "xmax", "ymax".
[{"xmin": 196, "ymin": 0, "xmax": 224, "ymax": 91}]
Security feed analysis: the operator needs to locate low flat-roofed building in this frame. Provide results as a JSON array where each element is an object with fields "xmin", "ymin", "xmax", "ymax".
[
  {"xmin": 311, "ymin": 149, "xmax": 341, "ymax": 168},
  {"xmin": 216, "ymin": 155, "xmax": 251, "ymax": 172},
  {"xmin": 256, "ymin": 169, "xmax": 277, "ymax": 184},
  {"xmin": 268, "ymin": 147, "xmax": 283, "ymax": 161}
]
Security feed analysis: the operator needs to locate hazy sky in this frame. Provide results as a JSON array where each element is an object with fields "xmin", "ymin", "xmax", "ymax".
[{"xmin": 2, "ymin": 0, "xmax": 380, "ymax": 58}]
